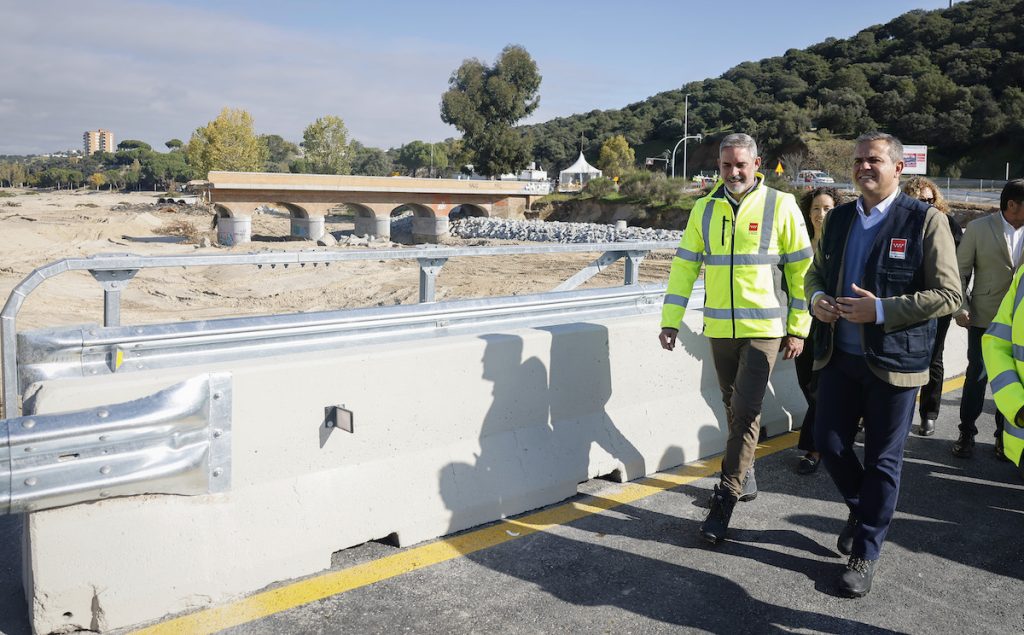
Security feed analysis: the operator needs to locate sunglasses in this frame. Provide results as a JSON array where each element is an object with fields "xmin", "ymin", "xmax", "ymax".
[{"xmin": 918, "ymin": 197, "xmax": 935, "ymax": 204}]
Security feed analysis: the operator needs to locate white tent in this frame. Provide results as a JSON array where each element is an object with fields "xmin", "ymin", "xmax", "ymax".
[{"xmin": 558, "ymin": 152, "xmax": 602, "ymax": 191}]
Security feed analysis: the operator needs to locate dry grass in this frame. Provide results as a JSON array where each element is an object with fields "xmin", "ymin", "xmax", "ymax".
[{"xmin": 156, "ymin": 219, "xmax": 202, "ymax": 243}]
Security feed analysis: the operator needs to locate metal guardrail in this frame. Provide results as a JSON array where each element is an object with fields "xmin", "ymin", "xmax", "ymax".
[
  {"xmin": 0, "ymin": 373, "xmax": 231, "ymax": 514},
  {"xmin": 2, "ymin": 242, "xmax": 678, "ymax": 419}
]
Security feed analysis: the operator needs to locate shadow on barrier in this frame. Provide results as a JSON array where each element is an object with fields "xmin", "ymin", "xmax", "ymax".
[
  {"xmin": 439, "ymin": 326, "xmax": 647, "ymax": 534},
  {"xmin": 0, "ymin": 514, "xmax": 28, "ymax": 635}
]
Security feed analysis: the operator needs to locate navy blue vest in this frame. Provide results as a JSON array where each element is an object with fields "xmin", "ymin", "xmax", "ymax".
[{"xmin": 813, "ymin": 193, "xmax": 936, "ymax": 373}]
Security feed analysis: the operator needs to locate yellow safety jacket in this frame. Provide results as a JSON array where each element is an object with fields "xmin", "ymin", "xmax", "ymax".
[
  {"xmin": 661, "ymin": 175, "xmax": 812, "ymax": 339},
  {"xmin": 981, "ymin": 265, "xmax": 1024, "ymax": 466}
]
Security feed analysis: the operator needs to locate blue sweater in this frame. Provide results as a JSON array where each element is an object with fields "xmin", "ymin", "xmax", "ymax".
[{"xmin": 836, "ymin": 219, "xmax": 885, "ymax": 355}]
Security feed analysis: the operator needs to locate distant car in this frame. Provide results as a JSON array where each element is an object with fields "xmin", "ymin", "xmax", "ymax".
[{"xmin": 796, "ymin": 170, "xmax": 835, "ymax": 185}]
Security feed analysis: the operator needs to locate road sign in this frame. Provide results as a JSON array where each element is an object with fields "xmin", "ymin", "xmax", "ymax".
[{"xmin": 774, "ymin": 161, "xmax": 784, "ymax": 175}]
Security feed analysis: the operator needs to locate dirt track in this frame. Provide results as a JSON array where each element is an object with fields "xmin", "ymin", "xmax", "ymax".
[{"xmin": 0, "ymin": 190, "xmax": 674, "ymax": 332}]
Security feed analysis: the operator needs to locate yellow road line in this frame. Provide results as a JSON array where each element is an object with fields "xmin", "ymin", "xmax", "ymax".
[{"xmin": 134, "ymin": 376, "xmax": 965, "ymax": 634}]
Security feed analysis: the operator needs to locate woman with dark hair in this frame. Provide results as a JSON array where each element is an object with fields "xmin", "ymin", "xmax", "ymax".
[
  {"xmin": 794, "ymin": 186, "xmax": 839, "ymax": 474},
  {"xmin": 902, "ymin": 176, "xmax": 963, "ymax": 436}
]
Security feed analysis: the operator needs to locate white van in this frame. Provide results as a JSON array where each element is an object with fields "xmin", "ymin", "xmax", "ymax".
[{"xmin": 796, "ymin": 170, "xmax": 835, "ymax": 185}]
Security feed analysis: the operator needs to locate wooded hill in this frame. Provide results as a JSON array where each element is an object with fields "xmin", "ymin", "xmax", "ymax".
[{"xmin": 523, "ymin": 0, "xmax": 1024, "ymax": 180}]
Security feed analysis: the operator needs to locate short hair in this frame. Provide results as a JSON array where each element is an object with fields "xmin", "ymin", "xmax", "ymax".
[
  {"xmin": 902, "ymin": 176, "xmax": 949, "ymax": 213},
  {"xmin": 855, "ymin": 131, "xmax": 904, "ymax": 164},
  {"xmin": 1002, "ymin": 178, "xmax": 1024, "ymax": 212},
  {"xmin": 798, "ymin": 187, "xmax": 840, "ymax": 239},
  {"xmin": 719, "ymin": 133, "xmax": 758, "ymax": 159}
]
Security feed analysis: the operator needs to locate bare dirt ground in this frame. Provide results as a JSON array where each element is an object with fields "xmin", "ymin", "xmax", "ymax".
[{"xmin": 0, "ymin": 189, "xmax": 674, "ymax": 332}]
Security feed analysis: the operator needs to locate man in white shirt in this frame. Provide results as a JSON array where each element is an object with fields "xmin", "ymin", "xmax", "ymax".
[{"xmin": 953, "ymin": 179, "xmax": 1024, "ymax": 458}]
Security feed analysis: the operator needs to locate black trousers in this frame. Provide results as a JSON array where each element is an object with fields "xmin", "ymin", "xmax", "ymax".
[
  {"xmin": 794, "ymin": 342, "xmax": 817, "ymax": 453},
  {"xmin": 959, "ymin": 325, "xmax": 1006, "ymax": 438},
  {"xmin": 918, "ymin": 314, "xmax": 952, "ymax": 421}
]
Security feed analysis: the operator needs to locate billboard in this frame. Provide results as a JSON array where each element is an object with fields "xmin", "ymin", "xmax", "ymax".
[{"xmin": 903, "ymin": 145, "xmax": 928, "ymax": 175}]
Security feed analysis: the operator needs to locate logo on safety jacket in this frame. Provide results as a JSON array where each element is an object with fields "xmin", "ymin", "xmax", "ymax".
[
  {"xmin": 748, "ymin": 222, "xmax": 759, "ymax": 233},
  {"xmin": 889, "ymin": 238, "xmax": 907, "ymax": 260}
]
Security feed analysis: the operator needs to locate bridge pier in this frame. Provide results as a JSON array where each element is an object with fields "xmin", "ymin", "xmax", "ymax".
[
  {"xmin": 412, "ymin": 216, "xmax": 450, "ymax": 244},
  {"xmin": 354, "ymin": 215, "xmax": 392, "ymax": 240}
]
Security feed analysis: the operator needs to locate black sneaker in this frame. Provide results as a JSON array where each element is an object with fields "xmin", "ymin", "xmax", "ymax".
[
  {"xmin": 952, "ymin": 432, "xmax": 975, "ymax": 459},
  {"xmin": 839, "ymin": 556, "xmax": 877, "ymax": 597},
  {"xmin": 796, "ymin": 454, "xmax": 820, "ymax": 475},
  {"xmin": 995, "ymin": 435, "xmax": 1010, "ymax": 462},
  {"xmin": 699, "ymin": 485, "xmax": 738, "ymax": 545},
  {"xmin": 837, "ymin": 512, "xmax": 858, "ymax": 556},
  {"xmin": 739, "ymin": 465, "xmax": 757, "ymax": 502}
]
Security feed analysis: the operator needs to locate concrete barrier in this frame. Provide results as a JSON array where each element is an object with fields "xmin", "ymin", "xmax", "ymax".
[{"xmin": 20, "ymin": 308, "xmax": 968, "ymax": 632}]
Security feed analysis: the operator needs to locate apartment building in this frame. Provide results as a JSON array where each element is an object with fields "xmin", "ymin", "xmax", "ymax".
[{"xmin": 83, "ymin": 129, "xmax": 115, "ymax": 155}]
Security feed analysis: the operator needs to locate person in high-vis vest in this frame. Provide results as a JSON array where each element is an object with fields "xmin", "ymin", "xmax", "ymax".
[
  {"xmin": 981, "ymin": 179, "xmax": 1024, "ymax": 469},
  {"xmin": 659, "ymin": 133, "xmax": 812, "ymax": 545}
]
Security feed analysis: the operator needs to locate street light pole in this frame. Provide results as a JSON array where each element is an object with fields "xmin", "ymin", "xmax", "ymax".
[
  {"xmin": 670, "ymin": 94, "xmax": 703, "ymax": 180},
  {"xmin": 682, "ymin": 93, "xmax": 689, "ymax": 180}
]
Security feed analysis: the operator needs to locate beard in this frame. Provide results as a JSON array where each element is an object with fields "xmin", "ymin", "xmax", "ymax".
[{"xmin": 725, "ymin": 177, "xmax": 750, "ymax": 193}]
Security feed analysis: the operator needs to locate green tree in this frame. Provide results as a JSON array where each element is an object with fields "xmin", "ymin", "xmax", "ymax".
[
  {"xmin": 397, "ymin": 141, "xmax": 448, "ymax": 177},
  {"xmin": 118, "ymin": 140, "xmax": 152, "ymax": 152},
  {"xmin": 301, "ymin": 115, "xmax": 350, "ymax": 175},
  {"xmin": 597, "ymin": 135, "xmax": 635, "ymax": 178},
  {"xmin": 440, "ymin": 44, "xmax": 541, "ymax": 176},
  {"xmin": 350, "ymin": 142, "xmax": 393, "ymax": 176},
  {"xmin": 165, "ymin": 139, "xmax": 184, "ymax": 150},
  {"xmin": 260, "ymin": 134, "xmax": 301, "ymax": 172},
  {"xmin": 186, "ymin": 108, "xmax": 268, "ymax": 178}
]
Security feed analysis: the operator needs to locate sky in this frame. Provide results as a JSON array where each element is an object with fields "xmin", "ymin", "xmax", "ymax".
[{"xmin": 1, "ymin": 0, "xmax": 954, "ymax": 155}]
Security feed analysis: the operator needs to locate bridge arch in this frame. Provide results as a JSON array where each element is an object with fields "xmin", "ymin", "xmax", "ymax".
[
  {"xmin": 448, "ymin": 204, "xmax": 488, "ymax": 221},
  {"xmin": 273, "ymin": 202, "xmax": 310, "ymax": 219},
  {"xmin": 391, "ymin": 203, "xmax": 436, "ymax": 219}
]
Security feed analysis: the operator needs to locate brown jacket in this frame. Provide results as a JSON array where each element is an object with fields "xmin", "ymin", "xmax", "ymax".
[{"xmin": 956, "ymin": 211, "xmax": 1016, "ymax": 328}]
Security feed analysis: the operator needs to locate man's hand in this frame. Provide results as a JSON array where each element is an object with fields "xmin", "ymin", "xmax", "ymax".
[
  {"xmin": 955, "ymin": 311, "xmax": 970, "ymax": 328},
  {"xmin": 813, "ymin": 294, "xmax": 841, "ymax": 324},
  {"xmin": 659, "ymin": 328, "xmax": 678, "ymax": 351},
  {"xmin": 836, "ymin": 283, "xmax": 878, "ymax": 324},
  {"xmin": 781, "ymin": 336, "xmax": 804, "ymax": 360}
]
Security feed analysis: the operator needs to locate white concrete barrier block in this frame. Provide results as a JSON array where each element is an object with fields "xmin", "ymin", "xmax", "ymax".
[{"xmin": 21, "ymin": 310, "xmax": 968, "ymax": 632}]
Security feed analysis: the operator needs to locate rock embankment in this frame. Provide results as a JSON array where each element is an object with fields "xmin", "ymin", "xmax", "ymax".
[{"xmin": 450, "ymin": 217, "xmax": 681, "ymax": 244}]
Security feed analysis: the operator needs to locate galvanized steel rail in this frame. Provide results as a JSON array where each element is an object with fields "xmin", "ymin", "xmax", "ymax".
[{"xmin": 2, "ymin": 242, "xmax": 678, "ymax": 418}]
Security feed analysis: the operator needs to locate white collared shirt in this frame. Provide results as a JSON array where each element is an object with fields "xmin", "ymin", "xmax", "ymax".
[
  {"xmin": 855, "ymin": 187, "xmax": 900, "ymax": 230},
  {"xmin": 1000, "ymin": 212, "xmax": 1024, "ymax": 267}
]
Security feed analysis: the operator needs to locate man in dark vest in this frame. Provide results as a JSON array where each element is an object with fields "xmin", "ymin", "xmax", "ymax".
[{"xmin": 805, "ymin": 132, "xmax": 961, "ymax": 597}]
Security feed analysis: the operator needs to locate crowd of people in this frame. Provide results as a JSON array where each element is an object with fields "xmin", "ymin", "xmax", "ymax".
[{"xmin": 660, "ymin": 130, "xmax": 1024, "ymax": 598}]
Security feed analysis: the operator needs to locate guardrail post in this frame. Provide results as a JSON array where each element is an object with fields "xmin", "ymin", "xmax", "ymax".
[
  {"xmin": 89, "ymin": 270, "xmax": 138, "ymax": 327},
  {"xmin": 623, "ymin": 251, "xmax": 647, "ymax": 286},
  {"xmin": 417, "ymin": 258, "xmax": 448, "ymax": 303}
]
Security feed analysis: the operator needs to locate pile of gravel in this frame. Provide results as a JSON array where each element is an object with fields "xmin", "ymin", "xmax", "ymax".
[{"xmin": 450, "ymin": 217, "xmax": 682, "ymax": 244}]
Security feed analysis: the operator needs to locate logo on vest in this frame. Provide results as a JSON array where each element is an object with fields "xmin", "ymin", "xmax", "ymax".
[
  {"xmin": 748, "ymin": 222, "xmax": 759, "ymax": 233},
  {"xmin": 889, "ymin": 238, "xmax": 908, "ymax": 260}
]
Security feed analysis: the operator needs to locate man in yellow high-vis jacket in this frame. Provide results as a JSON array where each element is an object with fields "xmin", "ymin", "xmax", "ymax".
[
  {"xmin": 980, "ymin": 179, "xmax": 1024, "ymax": 469},
  {"xmin": 659, "ymin": 133, "xmax": 812, "ymax": 544}
]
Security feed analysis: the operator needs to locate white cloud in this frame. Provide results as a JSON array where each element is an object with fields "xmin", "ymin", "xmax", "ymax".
[{"xmin": 0, "ymin": 0, "xmax": 463, "ymax": 153}]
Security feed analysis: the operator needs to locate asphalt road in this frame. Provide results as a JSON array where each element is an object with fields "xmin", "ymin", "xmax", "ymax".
[{"xmin": 2, "ymin": 382, "xmax": 1021, "ymax": 634}]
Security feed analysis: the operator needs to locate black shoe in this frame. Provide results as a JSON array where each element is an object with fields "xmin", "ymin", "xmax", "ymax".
[
  {"xmin": 995, "ymin": 436, "xmax": 1010, "ymax": 462},
  {"xmin": 918, "ymin": 418, "xmax": 935, "ymax": 437},
  {"xmin": 952, "ymin": 432, "xmax": 975, "ymax": 458},
  {"xmin": 797, "ymin": 454, "xmax": 820, "ymax": 475},
  {"xmin": 739, "ymin": 465, "xmax": 757, "ymax": 502},
  {"xmin": 700, "ymin": 485, "xmax": 738, "ymax": 544},
  {"xmin": 839, "ymin": 556, "xmax": 877, "ymax": 597},
  {"xmin": 837, "ymin": 512, "xmax": 858, "ymax": 556}
]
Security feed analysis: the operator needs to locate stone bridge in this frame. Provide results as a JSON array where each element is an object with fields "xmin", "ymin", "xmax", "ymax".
[{"xmin": 203, "ymin": 171, "xmax": 550, "ymax": 243}]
